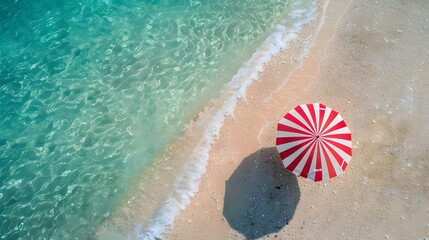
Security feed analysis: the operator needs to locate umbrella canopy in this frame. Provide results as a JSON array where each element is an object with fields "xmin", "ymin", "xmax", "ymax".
[{"xmin": 276, "ymin": 103, "xmax": 352, "ymax": 181}]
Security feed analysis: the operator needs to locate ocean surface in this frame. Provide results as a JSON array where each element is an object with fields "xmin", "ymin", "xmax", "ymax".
[{"xmin": 0, "ymin": 0, "xmax": 317, "ymax": 238}]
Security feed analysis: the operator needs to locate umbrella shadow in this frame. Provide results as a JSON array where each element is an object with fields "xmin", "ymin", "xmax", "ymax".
[{"xmin": 223, "ymin": 147, "xmax": 300, "ymax": 239}]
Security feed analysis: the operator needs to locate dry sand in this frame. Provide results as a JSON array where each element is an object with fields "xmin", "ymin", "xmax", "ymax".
[{"xmin": 163, "ymin": 0, "xmax": 429, "ymax": 239}]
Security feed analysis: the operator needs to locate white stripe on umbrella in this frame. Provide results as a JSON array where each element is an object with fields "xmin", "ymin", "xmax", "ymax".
[{"xmin": 276, "ymin": 103, "xmax": 352, "ymax": 181}]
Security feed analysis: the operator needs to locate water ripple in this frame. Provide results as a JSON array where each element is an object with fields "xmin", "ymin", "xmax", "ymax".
[{"xmin": 0, "ymin": 0, "xmax": 293, "ymax": 238}]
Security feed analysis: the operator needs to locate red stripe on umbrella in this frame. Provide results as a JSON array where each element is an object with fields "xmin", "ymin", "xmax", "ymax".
[
  {"xmin": 321, "ymin": 144, "xmax": 337, "ymax": 179},
  {"xmin": 284, "ymin": 111, "xmax": 313, "ymax": 134},
  {"xmin": 300, "ymin": 143, "xmax": 316, "ymax": 178},
  {"xmin": 277, "ymin": 123, "xmax": 312, "ymax": 136},
  {"xmin": 276, "ymin": 103, "xmax": 352, "ymax": 181},
  {"xmin": 276, "ymin": 136, "xmax": 313, "ymax": 145},
  {"xmin": 324, "ymin": 134, "xmax": 352, "ymax": 141},
  {"xmin": 320, "ymin": 110, "xmax": 338, "ymax": 134}
]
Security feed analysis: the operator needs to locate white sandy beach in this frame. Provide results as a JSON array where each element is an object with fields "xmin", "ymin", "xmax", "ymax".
[{"xmin": 163, "ymin": 0, "xmax": 429, "ymax": 239}]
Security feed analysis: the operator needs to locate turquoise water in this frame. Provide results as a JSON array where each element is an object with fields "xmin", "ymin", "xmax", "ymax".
[{"xmin": 0, "ymin": 0, "xmax": 314, "ymax": 238}]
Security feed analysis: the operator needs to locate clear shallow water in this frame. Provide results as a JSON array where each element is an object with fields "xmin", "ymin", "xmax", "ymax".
[{"xmin": 0, "ymin": 0, "xmax": 314, "ymax": 238}]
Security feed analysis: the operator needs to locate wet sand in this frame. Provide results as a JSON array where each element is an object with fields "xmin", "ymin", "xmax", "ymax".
[{"xmin": 164, "ymin": 0, "xmax": 429, "ymax": 239}]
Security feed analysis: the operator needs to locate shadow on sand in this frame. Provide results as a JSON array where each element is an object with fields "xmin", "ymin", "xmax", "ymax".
[{"xmin": 223, "ymin": 147, "xmax": 300, "ymax": 239}]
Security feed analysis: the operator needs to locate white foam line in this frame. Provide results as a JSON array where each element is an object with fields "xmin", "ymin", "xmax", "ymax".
[{"xmin": 131, "ymin": 0, "xmax": 328, "ymax": 239}]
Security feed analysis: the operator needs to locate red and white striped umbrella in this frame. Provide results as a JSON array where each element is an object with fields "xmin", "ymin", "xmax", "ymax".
[{"xmin": 276, "ymin": 103, "xmax": 352, "ymax": 181}]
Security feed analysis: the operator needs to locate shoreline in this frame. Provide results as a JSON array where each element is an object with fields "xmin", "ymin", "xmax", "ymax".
[
  {"xmin": 96, "ymin": 1, "xmax": 324, "ymax": 239},
  {"xmin": 165, "ymin": 0, "xmax": 429, "ymax": 239}
]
